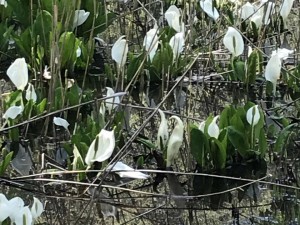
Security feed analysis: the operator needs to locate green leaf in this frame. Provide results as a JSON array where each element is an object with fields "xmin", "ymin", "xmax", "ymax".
[
  {"xmin": 247, "ymin": 50, "xmax": 258, "ymax": 84},
  {"xmin": 59, "ymin": 32, "xmax": 78, "ymax": 69},
  {"xmin": 233, "ymin": 59, "xmax": 246, "ymax": 82},
  {"xmin": 127, "ymin": 53, "xmax": 144, "ymax": 81},
  {"xmin": 274, "ymin": 124, "xmax": 296, "ymax": 153},
  {"xmin": 258, "ymin": 127, "xmax": 267, "ymax": 157},
  {"xmin": 35, "ymin": 98, "xmax": 47, "ymax": 114},
  {"xmin": 227, "ymin": 126, "xmax": 249, "ymax": 158},
  {"xmin": 213, "ymin": 138, "xmax": 227, "ymax": 169},
  {"xmin": 190, "ymin": 128, "xmax": 206, "ymax": 166},
  {"xmin": 0, "ymin": 151, "xmax": 13, "ymax": 176},
  {"xmin": 66, "ymin": 83, "xmax": 81, "ymax": 106}
]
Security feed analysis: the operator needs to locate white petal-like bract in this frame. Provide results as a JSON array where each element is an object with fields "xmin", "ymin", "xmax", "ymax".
[
  {"xmin": 25, "ymin": 83, "xmax": 37, "ymax": 102},
  {"xmin": 280, "ymin": 0, "xmax": 294, "ymax": 21},
  {"xmin": 166, "ymin": 116, "xmax": 184, "ymax": 167},
  {"xmin": 3, "ymin": 106, "xmax": 23, "ymax": 120},
  {"xmin": 73, "ymin": 10, "xmax": 90, "ymax": 29},
  {"xmin": 85, "ymin": 129, "xmax": 115, "ymax": 166},
  {"xmin": 157, "ymin": 109, "xmax": 169, "ymax": 150},
  {"xmin": 207, "ymin": 115, "xmax": 220, "ymax": 139},
  {"xmin": 169, "ymin": 32, "xmax": 185, "ymax": 59},
  {"xmin": 165, "ymin": 5, "xmax": 184, "ymax": 32},
  {"xmin": 53, "ymin": 117, "xmax": 70, "ymax": 130},
  {"xmin": 246, "ymin": 105, "xmax": 260, "ymax": 126},
  {"xmin": 200, "ymin": 0, "xmax": 220, "ymax": 21},
  {"xmin": 143, "ymin": 28, "xmax": 159, "ymax": 62},
  {"xmin": 31, "ymin": 197, "xmax": 44, "ymax": 220},
  {"xmin": 106, "ymin": 162, "xmax": 149, "ymax": 179},
  {"xmin": 105, "ymin": 87, "xmax": 120, "ymax": 114},
  {"xmin": 223, "ymin": 27, "xmax": 244, "ymax": 57},
  {"xmin": 112, "ymin": 36, "xmax": 128, "ymax": 68},
  {"xmin": 7, "ymin": 58, "xmax": 28, "ymax": 90},
  {"xmin": 240, "ymin": 2, "xmax": 256, "ymax": 20}
]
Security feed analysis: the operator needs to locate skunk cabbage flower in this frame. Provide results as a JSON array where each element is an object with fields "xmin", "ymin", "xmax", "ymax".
[
  {"xmin": 106, "ymin": 162, "xmax": 149, "ymax": 179},
  {"xmin": 43, "ymin": 65, "xmax": 51, "ymax": 79},
  {"xmin": 207, "ymin": 115, "xmax": 220, "ymax": 139},
  {"xmin": 0, "ymin": 194, "xmax": 10, "ymax": 222},
  {"xmin": 12, "ymin": 206, "xmax": 32, "ymax": 225},
  {"xmin": 199, "ymin": 0, "xmax": 220, "ymax": 21},
  {"xmin": 166, "ymin": 116, "xmax": 184, "ymax": 167},
  {"xmin": 0, "ymin": 0, "xmax": 7, "ymax": 7},
  {"xmin": 105, "ymin": 87, "xmax": 120, "ymax": 114},
  {"xmin": 85, "ymin": 129, "xmax": 115, "ymax": 166},
  {"xmin": 25, "ymin": 83, "xmax": 37, "ymax": 102},
  {"xmin": 53, "ymin": 117, "xmax": 70, "ymax": 130},
  {"xmin": 280, "ymin": 0, "xmax": 294, "ymax": 21},
  {"xmin": 157, "ymin": 109, "xmax": 169, "ymax": 150},
  {"xmin": 246, "ymin": 105, "xmax": 260, "ymax": 126},
  {"xmin": 7, "ymin": 58, "xmax": 28, "ymax": 91},
  {"xmin": 165, "ymin": 5, "xmax": 184, "ymax": 33},
  {"xmin": 3, "ymin": 106, "xmax": 23, "ymax": 120},
  {"xmin": 223, "ymin": 27, "xmax": 244, "ymax": 57},
  {"xmin": 198, "ymin": 121, "xmax": 205, "ymax": 132},
  {"xmin": 143, "ymin": 28, "xmax": 159, "ymax": 62},
  {"xmin": 73, "ymin": 10, "xmax": 90, "ymax": 29},
  {"xmin": 169, "ymin": 32, "xmax": 185, "ymax": 59},
  {"xmin": 31, "ymin": 197, "xmax": 44, "ymax": 220},
  {"xmin": 240, "ymin": 2, "xmax": 256, "ymax": 20},
  {"xmin": 273, "ymin": 48, "xmax": 294, "ymax": 60},
  {"xmin": 111, "ymin": 36, "xmax": 128, "ymax": 69}
]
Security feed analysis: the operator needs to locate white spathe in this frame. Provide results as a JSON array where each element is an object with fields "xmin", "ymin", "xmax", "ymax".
[
  {"xmin": 143, "ymin": 28, "xmax": 159, "ymax": 62},
  {"xmin": 31, "ymin": 197, "xmax": 44, "ymax": 220},
  {"xmin": 240, "ymin": 2, "xmax": 256, "ymax": 20},
  {"xmin": 25, "ymin": 83, "xmax": 37, "ymax": 102},
  {"xmin": 265, "ymin": 53, "xmax": 281, "ymax": 95},
  {"xmin": 3, "ymin": 105, "xmax": 23, "ymax": 120},
  {"xmin": 12, "ymin": 206, "xmax": 32, "ymax": 225},
  {"xmin": 53, "ymin": 117, "xmax": 70, "ymax": 130},
  {"xmin": 280, "ymin": 0, "xmax": 294, "ymax": 21},
  {"xmin": 0, "ymin": 194, "xmax": 10, "ymax": 222},
  {"xmin": 157, "ymin": 109, "xmax": 169, "ymax": 150},
  {"xmin": 111, "ymin": 36, "xmax": 128, "ymax": 69},
  {"xmin": 169, "ymin": 32, "xmax": 185, "ymax": 59},
  {"xmin": 223, "ymin": 27, "xmax": 244, "ymax": 57},
  {"xmin": 272, "ymin": 48, "xmax": 294, "ymax": 60},
  {"xmin": 165, "ymin": 5, "xmax": 184, "ymax": 33},
  {"xmin": 7, "ymin": 58, "xmax": 28, "ymax": 91},
  {"xmin": 43, "ymin": 65, "xmax": 51, "ymax": 79},
  {"xmin": 246, "ymin": 105, "xmax": 260, "ymax": 126},
  {"xmin": 198, "ymin": 121, "xmax": 205, "ymax": 132},
  {"xmin": 166, "ymin": 116, "xmax": 184, "ymax": 167},
  {"xmin": 105, "ymin": 87, "xmax": 120, "ymax": 114},
  {"xmin": 85, "ymin": 129, "xmax": 115, "ymax": 166},
  {"xmin": 7, "ymin": 197, "xmax": 25, "ymax": 223},
  {"xmin": 0, "ymin": 0, "xmax": 7, "ymax": 7},
  {"xmin": 199, "ymin": 0, "xmax": 220, "ymax": 21},
  {"xmin": 73, "ymin": 9, "xmax": 90, "ymax": 29},
  {"xmin": 207, "ymin": 115, "xmax": 220, "ymax": 139},
  {"xmin": 106, "ymin": 162, "xmax": 149, "ymax": 179}
]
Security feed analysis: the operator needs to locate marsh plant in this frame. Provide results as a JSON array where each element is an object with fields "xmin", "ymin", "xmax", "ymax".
[{"xmin": 0, "ymin": 0, "xmax": 300, "ymax": 224}]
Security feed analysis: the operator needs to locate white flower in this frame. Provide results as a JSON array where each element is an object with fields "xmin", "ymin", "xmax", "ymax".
[
  {"xmin": 198, "ymin": 121, "xmax": 205, "ymax": 132},
  {"xmin": 265, "ymin": 53, "xmax": 281, "ymax": 95},
  {"xmin": 240, "ymin": 2, "xmax": 256, "ymax": 20},
  {"xmin": 105, "ymin": 87, "xmax": 120, "ymax": 114},
  {"xmin": 166, "ymin": 116, "xmax": 184, "ymax": 167},
  {"xmin": 143, "ymin": 28, "xmax": 159, "ymax": 62},
  {"xmin": 169, "ymin": 32, "xmax": 185, "ymax": 59},
  {"xmin": 12, "ymin": 206, "xmax": 32, "ymax": 225},
  {"xmin": 223, "ymin": 27, "xmax": 244, "ymax": 57},
  {"xmin": 165, "ymin": 5, "xmax": 185, "ymax": 33},
  {"xmin": 111, "ymin": 36, "xmax": 128, "ymax": 69},
  {"xmin": 246, "ymin": 105, "xmax": 260, "ymax": 126},
  {"xmin": 207, "ymin": 115, "xmax": 220, "ymax": 139},
  {"xmin": 157, "ymin": 109, "xmax": 169, "ymax": 150},
  {"xmin": 280, "ymin": 0, "xmax": 294, "ymax": 21},
  {"xmin": 76, "ymin": 46, "xmax": 81, "ymax": 57},
  {"xmin": 25, "ymin": 83, "xmax": 37, "ymax": 102},
  {"xmin": 199, "ymin": 0, "xmax": 220, "ymax": 21},
  {"xmin": 73, "ymin": 10, "xmax": 90, "ymax": 29},
  {"xmin": 7, "ymin": 197, "xmax": 25, "ymax": 223},
  {"xmin": 43, "ymin": 65, "xmax": 51, "ymax": 79},
  {"xmin": 272, "ymin": 48, "xmax": 294, "ymax": 60},
  {"xmin": 85, "ymin": 129, "xmax": 115, "ymax": 166},
  {"xmin": 53, "ymin": 117, "xmax": 70, "ymax": 130},
  {"xmin": 3, "ymin": 105, "xmax": 23, "ymax": 120},
  {"xmin": 7, "ymin": 58, "xmax": 28, "ymax": 90},
  {"xmin": 0, "ymin": 194, "xmax": 10, "ymax": 222},
  {"xmin": 251, "ymin": 1, "xmax": 275, "ymax": 27},
  {"xmin": 106, "ymin": 162, "xmax": 149, "ymax": 179},
  {"xmin": 0, "ymin": 0, "xmax": 7, "ymax": 7},
  {"xmin": 31, "ymin": 197, "xmax": 44, "ymax": 220}
]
